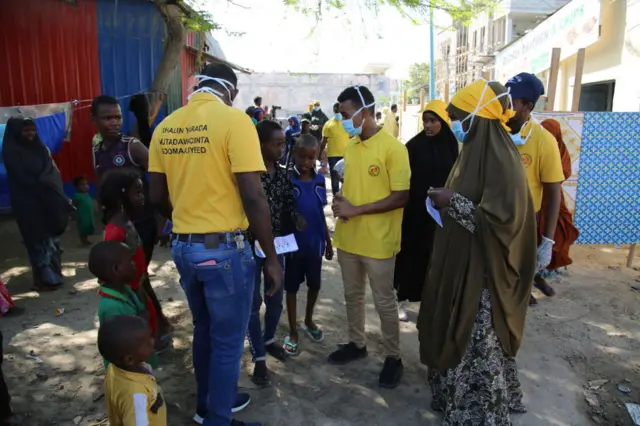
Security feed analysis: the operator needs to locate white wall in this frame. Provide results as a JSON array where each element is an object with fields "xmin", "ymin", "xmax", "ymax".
[
  {"xmin": 614, "ymin": 0, "xmax": 640, "ymax": 111},
  {"xmin": 557, "ymin": 0, "xmax": 632, "ymax": 111},
  {"xmin": 234, "ymin": 73, "xmax": 392, "ymax": 118}
]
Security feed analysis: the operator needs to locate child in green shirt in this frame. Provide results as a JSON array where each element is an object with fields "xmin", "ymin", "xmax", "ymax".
[
  {"xmin": 89, "ymin": 240, "xmax": 159, "ymax": 368},
  {"xmin": 72, "ymin": 176, "xmax": 95, "ymax": 246}
]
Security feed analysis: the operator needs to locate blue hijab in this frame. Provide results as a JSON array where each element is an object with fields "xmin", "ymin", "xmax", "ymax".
[
  {"xmin": 285, "ymin": 116, "xmax": 301, "ymax": 139},
  {"xmin": 254, "ymin": 108, "xmax": 265, "ymax": 122},
  {"xmin": 281, "ymin": 116, "xmax": 301, "ymax": 166}
]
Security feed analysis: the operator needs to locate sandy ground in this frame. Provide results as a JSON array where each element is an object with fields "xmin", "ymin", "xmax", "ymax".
[{"xmin": 0, "ymin": 208, "xmax": 639, "ymax": 426}]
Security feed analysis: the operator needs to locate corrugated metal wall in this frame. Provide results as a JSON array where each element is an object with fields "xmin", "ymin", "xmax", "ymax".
[
  {"xmin": 180, "ymin": 48, "xmax": 198, "ymax": 106},
  {"xmin": 0, "ymin": 0, "xmax": 101, "ymax": 183},
  {"xmin": 166, "ymin": 63, "xmax": 183, "ymax": 114},
  {"xmin": 96, "ymin": 0, "xmax": 166, "ymax": 133}
]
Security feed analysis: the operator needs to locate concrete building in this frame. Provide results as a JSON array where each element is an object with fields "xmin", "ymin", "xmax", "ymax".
[
  {"xmin": 235, "ymin": 72, "xmax": 394, "ymax": 119},
  {"xmin": 495, "ymin": 0, "xmax": 640, "ymax": 112},
  {"xmin": 435, "ymin": 0, "xmax": 570, "ymax": 99}
]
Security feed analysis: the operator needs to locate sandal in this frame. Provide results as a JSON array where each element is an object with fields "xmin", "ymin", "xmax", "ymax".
[
  {"xmin": 300, "ymin": 323, "xmax": 324, "ymax": 343},
  {"xmin": 283, "ymin": 336, "xmax": 299, "ymax": 356}
]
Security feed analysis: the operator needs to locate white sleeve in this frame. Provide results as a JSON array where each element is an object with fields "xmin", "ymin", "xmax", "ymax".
[{"xmin": 131, "ymin": 393, "xmax": 149, "ymax": 426}]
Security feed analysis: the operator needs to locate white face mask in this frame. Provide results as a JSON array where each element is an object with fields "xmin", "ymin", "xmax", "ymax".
[{"xmin": 188, "ymin": 75, "xmax": 237, "ymax": 105}]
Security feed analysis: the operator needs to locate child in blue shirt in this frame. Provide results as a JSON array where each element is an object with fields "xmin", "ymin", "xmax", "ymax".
[{"xmin": 283, "ymin": 134, "xmax": 333, "ymax": 356}]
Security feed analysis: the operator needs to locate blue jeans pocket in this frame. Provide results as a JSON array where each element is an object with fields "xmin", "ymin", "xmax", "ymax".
[{"xmin": 196, "ymin": 259, "xmax": 236, "ymax": 300}]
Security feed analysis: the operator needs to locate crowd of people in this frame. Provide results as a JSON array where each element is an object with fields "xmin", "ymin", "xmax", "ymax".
[{"xmin": 0, "ymin": 58, "xmax": 581, "ymax": 425}]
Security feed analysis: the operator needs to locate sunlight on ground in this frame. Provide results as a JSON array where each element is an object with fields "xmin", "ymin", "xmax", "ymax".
[
  {"xmin": 584, "ymin": 320, "xmax": 640, "ymax": 340},
  {"xmin": 0, "ymin": 266, "xmax": 28, "ymax": 281}
]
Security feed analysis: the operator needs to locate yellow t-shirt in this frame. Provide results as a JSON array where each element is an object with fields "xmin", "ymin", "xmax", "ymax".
[
  {"xmin": 148, "ymin": 93, "xmax": 266, "ymax": 234},
  {"xmin": 383, "ymin": 112, "xmax": 399, "ymax": 138},
  {"xmin": 105, "ymin": 363, "xmax": 166, "ymax": 426},
  {"xmin": 333, "ymin": 130, "xmax": 411, "ymax": 259},
  {"xmin": 517, "ymin": 120, "xmax": 564, "ymax": 212},
  {"xmin": 322, "ymin": 118, "xmax": 350, "ymax": 157}
]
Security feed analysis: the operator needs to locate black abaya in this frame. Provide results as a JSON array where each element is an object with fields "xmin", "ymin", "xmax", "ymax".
[{"xmin": 394, "ymin": 120, "xmax": 459, "ymax": 302}]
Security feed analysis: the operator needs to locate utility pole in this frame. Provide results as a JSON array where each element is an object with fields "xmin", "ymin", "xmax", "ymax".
[{"xmin": 429, "ymin": 7, "xmax": 436, "ymax": 101}]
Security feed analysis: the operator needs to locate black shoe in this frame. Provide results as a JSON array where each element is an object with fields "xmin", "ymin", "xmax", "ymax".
[
  {"xmin": 251, "ymin": 361, "xmax": 271, "ymax": 387},
  {"xmin": 193, "ymin": 394, "xmax": 252, "ymax": 424},
  {"xmin": 328, "ymin": 342, "xmax": 367, "ymax": 365},
  {"xmin": 379, "ymin": 357, "xmax": 403, "ymax": 389},
  {"xmin": 231, "ymin": 420, "xmax": 263, "ymax": 426},
  {"xmin": 265, "ymin": 342, "xmax": 288, "ymax": 361}
]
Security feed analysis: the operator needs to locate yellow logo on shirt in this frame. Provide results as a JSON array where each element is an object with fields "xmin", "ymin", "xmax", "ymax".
[
  {"xmin": 520, "ymin": 154, "xmax": 532, "ymax": 168},
  {"xmin": 368, "ymin": 165, "xmax": 381, "ymax": 176}
]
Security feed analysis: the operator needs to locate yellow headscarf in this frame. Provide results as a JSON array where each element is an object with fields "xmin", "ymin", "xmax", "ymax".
[
  {"xmin": 450, "ymin": 79, "xmax": 515, "ymax": 132},
  {"xmin": 422, "ymin": 100, "xmax": 451, "ymax": 127}
]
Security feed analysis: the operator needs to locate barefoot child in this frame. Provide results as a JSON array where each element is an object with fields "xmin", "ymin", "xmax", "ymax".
[
  {"xmin": 283, "ymin": 134, "xmax": 333, "ymax": 356},
  {"xmin": 99, "ymin": 171, "xmax": 171, "ymax": 353},
  {"xmin": 72, "ymin": 176, "xmax": 96, "ymax": 246},
  {"xmin": 89, "ymin": 241, "xmax": 159, "ymax": 368},
  {"xmin": 248, "ymin": 120, "xmax": 305, "ymax": 387},
  {"xmin": 98, "ymin": 315, "xmax": 166, "ymax": 425}
]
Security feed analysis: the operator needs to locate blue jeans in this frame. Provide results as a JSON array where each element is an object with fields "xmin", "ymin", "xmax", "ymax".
[
  {"xmin": 247, "ymin": 255, "xmax": 285, "ymax": 361},
  {"xmin": 328, "ymin": 156, "xmax": 343, "ymax": 195},
  {"xmin": 172, "ymin": 239, "xmax": 256, "ymax": 426}
]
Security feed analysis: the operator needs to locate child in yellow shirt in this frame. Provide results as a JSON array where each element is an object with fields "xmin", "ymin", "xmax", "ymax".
[{"xmin": 98, "ymin": 315, "xmax": 166, "ymax": 426}]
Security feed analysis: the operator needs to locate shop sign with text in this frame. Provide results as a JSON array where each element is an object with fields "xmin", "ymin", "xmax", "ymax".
[{"xmin": 495, "ymin": 0, "xmax": 601, "ymax": 82}]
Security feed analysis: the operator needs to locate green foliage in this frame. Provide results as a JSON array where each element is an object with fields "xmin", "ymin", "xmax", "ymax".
[
  {"xmin": 181, "ymin": 0, "xmax": 218, "ymax": 32},
  {"xmin": 402, "ymin": 62, "xmax": 430, "ymax": 99},
  {"xmin": 284, "ymin": 0, "xmax": 494, "ymax": 25}
]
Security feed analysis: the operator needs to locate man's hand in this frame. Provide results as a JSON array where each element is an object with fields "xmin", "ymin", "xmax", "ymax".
[
  {"xmin": 325, "ymin": 239, "xmax": 334, "ymax": 261},
  {"xmin": 427, "ymin": 188, "xmax": 454, "ymax": 209},
  {"xmin": 536, "ymin": 236, "xmax": 554, "ymax": 273},
  {"xmin": 332, "ymin": 193, "xmax": 360, "ymax": 219},
  {"xmin": 264, "ymin": 256, "xmax": 283, "ymax": 296}
]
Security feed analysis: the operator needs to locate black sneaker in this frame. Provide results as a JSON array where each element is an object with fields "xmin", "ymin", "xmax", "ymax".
[
  {"xmin": 379, "ymin": 357, "xmax": 403, "ymax": 389},
  {"xmin": 327, "ymin": 342, "xmax": 367, "ymax": 365},
  {"xmin": 193, "ymin": 393, "xmax": 252, "ymax": 424},
  {"xmin": 251, "ymin": 361, "xmax": 271, "ymax": 387}
]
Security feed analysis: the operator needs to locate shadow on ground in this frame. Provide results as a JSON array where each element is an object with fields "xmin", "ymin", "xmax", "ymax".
[{"xmin": 0, "ymin": 214, "xmax": 638, "ymax": 425}]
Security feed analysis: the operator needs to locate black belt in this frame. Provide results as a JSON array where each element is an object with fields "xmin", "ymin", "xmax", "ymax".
[{"xmin": 173, "ymin": 231, "xmax": 249, "ymax": 247}]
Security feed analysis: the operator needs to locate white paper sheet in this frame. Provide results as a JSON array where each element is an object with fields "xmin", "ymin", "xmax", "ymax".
[
  {"xmin": 426, "ymin": 197, "xmax": 443, "ymax": 227},
  {"xmin": 254, "ymin": 234, "xmax": 299, "ymax": 259}
]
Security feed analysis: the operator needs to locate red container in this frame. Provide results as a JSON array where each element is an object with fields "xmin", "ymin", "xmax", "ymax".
[{"xmin": 0, "ymin": 0, "xmax": 102, "ymax": 183}]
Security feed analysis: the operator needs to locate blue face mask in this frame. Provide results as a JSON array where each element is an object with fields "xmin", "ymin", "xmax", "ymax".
[
  {"xmin": 450, "ymin": 120, "xmax": 468, "ymax": 143},
  {"xmin": 510, "ymin": 133, "xmax": 525, "ymax": 145},
  {"xmin": 335, "ymin": 113, "xmax": 343, "ymax": 121},
  {"xmin": 340, "ymin": 85, "xmax": 376, "ymax": 137},
  {"xmin": 510, "ymin": 120, "xmax": 532, "ymax": 146},
  {"xmin": 342, "ymin": 107, "xmax": 365, "ymax": 136},
  {"xmin": 313, "ymin": 106, "xmax": 320, "ymax": 112}
]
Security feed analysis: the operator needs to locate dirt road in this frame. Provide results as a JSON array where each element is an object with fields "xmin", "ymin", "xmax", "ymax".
[{"xmin": 0, "ymin": 213, "xmax": 638, "ymax": 425}]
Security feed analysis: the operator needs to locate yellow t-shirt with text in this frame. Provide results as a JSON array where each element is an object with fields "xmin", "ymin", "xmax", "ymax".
[
  {"xmin": 517, "ymin": 120, "xmax": 565, "ymax": 212},
  {"xmin": 333, "ymin": 129, "xmax": 410, "ymax": 259},
  {"xmin": 148, "ymin": 93, "xmax": 266, "ymax": 234},
  {"xmin": 322, "ymin": 118, "xmax": 350, "ymax": 157},
  {"xmin": 105, "ymin": 363, "xmax": 166, "ymax": 426}
]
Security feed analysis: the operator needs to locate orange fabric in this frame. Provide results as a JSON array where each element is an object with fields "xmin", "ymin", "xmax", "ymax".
[{"xmin": 538, "ymin": 119, "xmax": 579, "ymax": 269}]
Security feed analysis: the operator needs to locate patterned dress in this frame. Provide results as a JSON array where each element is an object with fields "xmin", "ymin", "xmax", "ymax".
[
  {"xmin": 428, "ymin": 192, "xmax": 525, "ymax": 426},
  {"xmin": 259, "ymin": 163, "xmax": 300, "ymax": 236}
]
